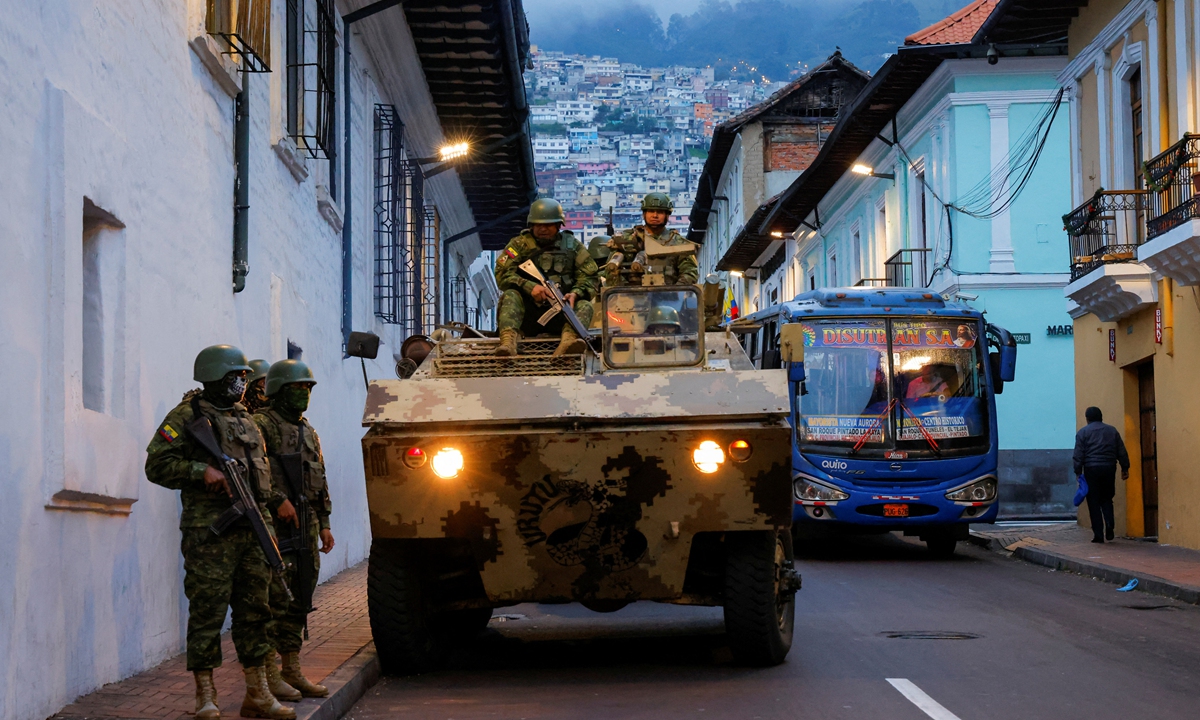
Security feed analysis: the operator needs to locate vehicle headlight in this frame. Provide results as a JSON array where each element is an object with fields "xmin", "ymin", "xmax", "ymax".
[
  {"xmin": 793, "ymin": 475, "xmax": 850, "ymax": 502},
  {"xmin": 693, "ymin": 440, "xmax": 725, "ymax": 474},
  {"xmin": 728, "ymin": 439, "xmax": 753, "ymax": 462},
  {"xmin": 431, "ymin": 448, "xmax": 464, "ymax": 479},
  {"xmin": 945, "ymin": 475, "xmax": 997, "ymax": 502}
]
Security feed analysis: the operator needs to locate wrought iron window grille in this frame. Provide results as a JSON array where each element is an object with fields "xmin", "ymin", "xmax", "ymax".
[
  {"xmin": 373, "ymin": 105, "xmax": 423, "ymax": 335},
  {"xmin": 206, "ymin": 0, "xmax": 271, "ymax": 73},
  {"xmin": 286, "ymin": 0, "xmax": 337, "ymax": 159},
  {"xmin": 422, "ymin": 201, "xmax": 441, "ymax": 332}
]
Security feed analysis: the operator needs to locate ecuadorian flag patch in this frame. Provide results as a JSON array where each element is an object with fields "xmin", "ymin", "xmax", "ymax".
[
  {"xmin": 498, "ymin": 247, "xmax": 518, "ymax": 265},
  {"xmin": 158, "ymin": 424, "xmax": 179, "ymax": 443}
]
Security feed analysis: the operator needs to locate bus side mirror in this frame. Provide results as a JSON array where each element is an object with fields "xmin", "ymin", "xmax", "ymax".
[
  {"xmin": 998, "ymin": 344, "xmax": 1017, "ymax": 382},
  {"xmin": 989, "ymin": 352, "xmax": 1005, "ymax": 394}
]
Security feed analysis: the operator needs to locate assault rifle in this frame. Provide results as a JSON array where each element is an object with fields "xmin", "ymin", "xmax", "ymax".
[
  {"xmin": 275, "ymin": 449, "xmax": 315, "ymax": 636},
  {"xmin": 187, "ymin": 415, "xmax": 293, "ymax": 602},
  {"xmin": 518, "ymin": 259, "xmax": 595, "ymax": 352},
  {"xmin": 606, "ymin": 206, "xmax": 615, "ymax": 237}
]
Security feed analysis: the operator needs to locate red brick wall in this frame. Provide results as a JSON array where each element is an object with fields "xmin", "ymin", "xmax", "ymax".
[{"xmin": 768, "ymin": 142, "xmax": 821, "ymax": 172}]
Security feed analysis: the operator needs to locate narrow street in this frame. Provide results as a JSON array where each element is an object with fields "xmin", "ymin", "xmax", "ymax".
[{"xmin": 344, "ymin": 535, "xmax": 1200, "ymax": 720}]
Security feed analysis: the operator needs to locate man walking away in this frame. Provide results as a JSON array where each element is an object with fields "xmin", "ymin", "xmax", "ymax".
[{"xmin": 1073, "ymin": 406, "xmax": 1131, "ymax": 543}]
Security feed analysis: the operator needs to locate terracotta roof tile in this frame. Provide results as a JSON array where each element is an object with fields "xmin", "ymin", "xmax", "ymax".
[{"xmin": 905, "ymin": 0, "xmax": 998, "ymax": 46}]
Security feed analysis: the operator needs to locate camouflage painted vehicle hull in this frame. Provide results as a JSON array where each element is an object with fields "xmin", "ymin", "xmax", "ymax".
[{"xmin": 363, "ymin": 327, "xmax": 797, "ymax": 673}]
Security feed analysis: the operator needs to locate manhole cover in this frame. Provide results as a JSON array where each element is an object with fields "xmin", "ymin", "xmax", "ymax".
[
  {"xmin": 882, "ymin": 631, "xmax": 982, "ymax": 640},
  {"xmin": 489, "ymin": 613, "xmax": 526, "ymax": 622}
]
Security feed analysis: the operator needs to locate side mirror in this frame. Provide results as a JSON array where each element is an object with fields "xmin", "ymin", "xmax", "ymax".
[
  {"xmin": 986, "ymin": 323, "xmax": 1017, "ymax": 382},
  {"xmin": 347, "ymin": 331, "xmax": 381, "ymax": 359},
  {"xmin": 989, "ymin": 352, "xmax": 1005, "ymax": 394}
]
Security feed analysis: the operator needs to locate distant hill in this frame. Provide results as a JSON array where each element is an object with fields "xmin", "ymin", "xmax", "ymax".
[{"xmin": 528, "ymin": 0, "xmax": 967, "ymax": 79}]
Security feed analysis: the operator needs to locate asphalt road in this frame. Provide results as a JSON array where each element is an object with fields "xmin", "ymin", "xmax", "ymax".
[{"xmin": 344, "ymin": 534, "xmax": 1200, "ymax": 719}]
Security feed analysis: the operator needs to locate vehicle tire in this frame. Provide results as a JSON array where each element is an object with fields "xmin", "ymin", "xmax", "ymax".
[
  {"xmin": 367, "ymin": 540, "xmax": 450, "ymax": 674},
  {"xmin": 926, "ymin": 536, "xmax": 957, "ymax": 558},
  {"xmin": 724, "ymin": 530, "xmax": 796, "ymax": 666}
]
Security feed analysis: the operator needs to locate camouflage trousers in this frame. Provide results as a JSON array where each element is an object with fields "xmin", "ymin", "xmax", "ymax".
[
  {"xmin": 496, "ymin": 289, "xmax": 594, "ymax": 336},
  {"xmin": 268, "ymin": 523, "xmax": 321, "ymax": 653},
  {"xmin": 181, "ymin": 526, "xmax": 273, "ymax": 670}
]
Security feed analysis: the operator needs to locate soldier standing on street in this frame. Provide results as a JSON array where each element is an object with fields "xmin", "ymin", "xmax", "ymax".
[
  {"xmin": 243, "ymin": 359, "xmax": 271, "ymax": 414},
  {"xmin": 606, "ymin": 193, "xmax": 699, "ymax": 287},
  {"xmin": 145, "ymin": 345, "xmax": 297, "ymax": 720},
  {"xmin": 253, "ymin": 359, "xmax": 334, "ymax": 701},
  {"xmin": 494, "ymin": 198, "xmax": 599, "ymax": 357}
]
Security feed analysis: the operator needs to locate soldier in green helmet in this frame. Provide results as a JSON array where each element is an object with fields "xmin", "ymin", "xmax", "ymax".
[
  {"xmin": 145, "ymin": 345, "xmax": 297, "ymax": 720},
  {"xmin": 493, "ymin": 198, "xmax": 599, "ymax": 356},
  {"xmin": 606, "ymin": 193, "xmax": 699, "ymax": 288},
  {"xmin": 253, "ymin": 360, "xmax": 334, "ymax": 703},
  {"xmin": 243, "ymin": 359, "xmax": 272, "ymax": 414}
]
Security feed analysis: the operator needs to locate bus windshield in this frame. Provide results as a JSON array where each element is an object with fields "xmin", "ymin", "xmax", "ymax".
[{"xmin": 796, "ymin": 317, "xmax": 988, "ymax": 458}]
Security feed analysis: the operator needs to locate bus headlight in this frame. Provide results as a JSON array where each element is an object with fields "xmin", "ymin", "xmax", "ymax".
[
  {"xmin": 945, "ymin": 475, "xmax": 997, "ymax": 503},
  {"xmin": 692, "ymin": 440, "xmax": 726, "ymax": 474},
  {"xmin": 431, "ymin": 448, "xmax": 464, "ymax": 479},
  {"xmin": 793, "ymin": 475, "xmax": 850, "ymax": 502}
]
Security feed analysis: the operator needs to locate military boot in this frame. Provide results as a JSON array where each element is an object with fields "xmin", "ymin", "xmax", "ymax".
[
  {"xmin": 265, "ymin": 656, "xmax": 302, "ymax": 702},
  {"xmin": 280, "ymin": 652, "xmax": 329, "ymax": 698},
  {"xmin": 194, "ymin": 670, "xmax": 220, "ymax": 720},
  {"xmin": 552, "ymin": 327, "xmax": 586, "ymax": 357},
  {"xmin": 495, "ymin": 328, "xmax": 520, "ymax": 356},
  {"xmin": 240, "ymin": 665, "xmax": 296, "ymax": 720}
]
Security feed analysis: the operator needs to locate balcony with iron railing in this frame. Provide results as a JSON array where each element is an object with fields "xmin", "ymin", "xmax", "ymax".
[
  {"xmin": 1063, "ymin": 189, "xmax": 1151, "ymax": 281},
  {"xmin": 883, "ymin": 248, "xmax": 930, "ymax": 288},
  {"xmin": 1139, "ymin": 133, "xmax": 1200, "ymax": 285},
  {"xmin": 853, "ymin": 278, "xmax": 890, "ymax": 287}
]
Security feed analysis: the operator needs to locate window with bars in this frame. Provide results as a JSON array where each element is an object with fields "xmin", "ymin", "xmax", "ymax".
[
  {"xmin": 286, "ymin": 0, "xmax": 337, "ymax": 159},
  {"xmin": 422, "ymin": 201, "xmax": 441, "ymax": 332},
  {"xmin": 206, "ymin": 0, "xmax": 272, "ymax": 72},
  {"xmin": 373, "ymin": 105, "xmax": 423, "ymax": 335}
]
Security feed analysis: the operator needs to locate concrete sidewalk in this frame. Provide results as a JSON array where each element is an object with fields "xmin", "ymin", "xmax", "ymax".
[
  {"xmin": 53, "ymin": 563, "xmax": 377, "ymax": 720},
  {"xmin": 971, "ymin": 522, "xmax": 1200, "ymax": 604}
]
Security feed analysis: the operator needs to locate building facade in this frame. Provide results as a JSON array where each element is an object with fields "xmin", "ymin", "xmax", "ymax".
[
  {"xmin": 984, "ymin": 0, "xmax": 1200, "ymax": 548},
  {"xmin": 0, "ymin": 2, "xmax": 533, "ymax": 719},
  {"xmin": 708, "ymin": 1, "xmax": 1079, "ymax": 516}
]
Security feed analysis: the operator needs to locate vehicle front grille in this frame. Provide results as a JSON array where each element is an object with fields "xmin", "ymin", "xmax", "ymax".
[{"xmin": 431, "ymin": 338, "xmax": 585, "ymax": 378}]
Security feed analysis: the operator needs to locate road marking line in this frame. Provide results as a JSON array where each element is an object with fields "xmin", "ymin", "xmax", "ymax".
[{"xmin": 886, "ymin": 678, "xmax": 963, "ymax": 720}]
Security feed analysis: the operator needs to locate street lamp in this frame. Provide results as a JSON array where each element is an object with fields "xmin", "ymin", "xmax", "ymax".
[
  {"xmin": 851, "ymin": 163, "xmax": 895, "ymax": 180},
  {"xmin": 439, "ymin": 142, "xmax": 470, "ymax": 162}
]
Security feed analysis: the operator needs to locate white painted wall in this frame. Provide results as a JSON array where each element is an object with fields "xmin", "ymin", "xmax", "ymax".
[{"xmin": 0, "ymin": 3, "xmax": 481, "ymax": 720}]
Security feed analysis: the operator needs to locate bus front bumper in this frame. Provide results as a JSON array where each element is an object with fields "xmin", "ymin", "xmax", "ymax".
[{"xmin": 792, "ymin": 492, "xmax": 998, "ymax": 527}]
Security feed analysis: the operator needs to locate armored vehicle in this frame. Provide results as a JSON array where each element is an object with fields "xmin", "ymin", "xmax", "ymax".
[{"xmin": 361, "ymin": 285, "xmax": 798, "ymax": 673}]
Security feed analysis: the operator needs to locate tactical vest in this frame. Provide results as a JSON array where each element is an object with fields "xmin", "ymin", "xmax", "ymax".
[
  {"xmin": 262, "ymin": 409, "xmax": 326, "ymax": 511},
  {"xmin": 190, "ymin": 395, "xmax": 272, "ymax": 500},
  {"xmin": 611, "ymin": 227, "xmax": 686, "ymax": 286},
  {"xmin": 534, "ymin": 233, "xmax": 580, "ymax": 292}
]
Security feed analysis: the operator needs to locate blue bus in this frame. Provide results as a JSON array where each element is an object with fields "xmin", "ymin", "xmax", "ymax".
[{"xmin": 737, "ymin": 288, "xmax": 1017, "ymax": 556}]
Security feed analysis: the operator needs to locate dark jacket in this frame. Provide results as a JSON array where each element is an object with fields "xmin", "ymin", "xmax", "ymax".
[{"xmin": 1072, "ymin": 421, "xmax": 1131, "ymax": 475}]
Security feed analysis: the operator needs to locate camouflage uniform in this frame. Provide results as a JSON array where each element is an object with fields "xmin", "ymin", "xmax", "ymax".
[
  {"xmin": 604, "ymin": 225, "xmax": 699, "ymax": 287},
  {"xmin": 494, "ymin": 229, "xmax": 598, "ymax": 336},
  {"xmin": 243, "ymin": 379, "xmax": 269, "ymax": 414},
  {"xmin": 254, "ymin": 408, "xmax": 332, "ymax": 654},
  {"xmin": 146, "ymin": 394, "xmax": 281, "ymax": 670}
]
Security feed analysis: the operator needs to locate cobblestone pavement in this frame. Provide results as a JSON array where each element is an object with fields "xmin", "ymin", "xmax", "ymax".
[{"xmin": 54, "ymin": 563, "xmax": 370, "ymax": 720}]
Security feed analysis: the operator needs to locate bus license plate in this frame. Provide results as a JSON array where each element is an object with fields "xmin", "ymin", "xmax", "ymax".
[{"xmin": 883, "ymin": 504, "xmax": 910, "ymax": 518}]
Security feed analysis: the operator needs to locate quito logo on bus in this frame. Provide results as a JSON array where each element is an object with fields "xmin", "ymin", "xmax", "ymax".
[{"xmin": 821, "ymin": 460, "xmax": 849, "ymax": 471}]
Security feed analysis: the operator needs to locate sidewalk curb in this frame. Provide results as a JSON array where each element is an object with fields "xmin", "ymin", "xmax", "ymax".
[
  {"xmin": 973, "ymin": 533, "xmax": 1200, "ymax": 605},
  {"xmin": 295, "ymin": 643, "xmax": 380, "ymax": 720}
]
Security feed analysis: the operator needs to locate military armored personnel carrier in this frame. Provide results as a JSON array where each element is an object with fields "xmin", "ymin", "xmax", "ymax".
[{"xmin": 361, "ymin": 284, "xmax": 798, "ymax": 673}]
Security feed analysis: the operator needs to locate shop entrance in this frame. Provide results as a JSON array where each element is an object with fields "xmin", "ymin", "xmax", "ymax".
[{"xmin": 1137, "ymin": 363, "xmax": 1158, "ymax": 537}]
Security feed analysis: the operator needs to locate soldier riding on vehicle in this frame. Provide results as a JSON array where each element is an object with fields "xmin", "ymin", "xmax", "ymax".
[
  {"xmin": 605, "ymin": 193, "xmax": 699, "ymax": 288},
  {"xmin": 493, "ymin": 198, "xmax": 599, "ymax": 357}
]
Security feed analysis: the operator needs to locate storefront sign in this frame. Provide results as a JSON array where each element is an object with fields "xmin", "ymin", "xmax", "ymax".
[
  {"xmin": 1046, "ymin": 325, "xmax": 1073, "ymax": 336},
  {"xmin": 1155, "ymin": 308, "xmax": 1163, "ymax": 344},
  {"xmin": 1012, "ymin": 333, "xmax": 1032, "ymax": 344},
  {"xmin": 1109, "ymin": 329, "xmax": 1116, "ymax": 362}
]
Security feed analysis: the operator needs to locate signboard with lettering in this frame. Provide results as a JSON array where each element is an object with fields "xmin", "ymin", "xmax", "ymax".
[
  {"xmin": 1046, "ymin": 325, "xmax": 1074, "ymax": 336},
  {"xmin": 1109, "ymin": 329, "xmax": 1117, "ymax": 362},
  {"xmin": 1012, "ymin": 333, "xmax": 1032, "ymax": 344},
  {"xmin": 1155, "ymin": 308, "xmax": 1163, "ymax": 344}
]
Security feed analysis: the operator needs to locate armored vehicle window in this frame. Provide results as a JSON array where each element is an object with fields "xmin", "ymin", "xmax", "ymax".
[{"xmin": 602, "ymin": 286, "xmax": 703, "ymax": 368}]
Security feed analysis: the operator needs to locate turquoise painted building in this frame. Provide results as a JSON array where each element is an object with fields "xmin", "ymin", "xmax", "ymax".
[{"xmin": 703, "ymin": 7, "xmax": 1078, "ymax": 516}]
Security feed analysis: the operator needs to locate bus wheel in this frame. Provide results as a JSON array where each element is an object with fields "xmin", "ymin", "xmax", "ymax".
[
  {"xmin": 926, "ymin": 536, "xmax": 958, "ymax": 558},
  {"xmin": 724, "ymin": 530, "xmax": 798, "ymax": 666},
  {"xmin": 367, "ymin": 540, "xmax": 451, "ymax": 674}
]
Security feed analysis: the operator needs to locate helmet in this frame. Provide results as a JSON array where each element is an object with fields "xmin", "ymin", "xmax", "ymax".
[
  {"xmin": 641, "ymin": 193, "xmax": 673, "ymax": 212},
  {"xmin": 527, "ymin": 198, "xmax": 565, "ymax": 225},
  {"xmin": 266, "ymin": 359, "xmax": 317, "ymax": 397},
  {"xmin": 647, "ymin": 305, "xmax": 681, "ymax": 334},
  {"xmin": 588, "ymin": 236, "xmax": 612, "ymax": 261},
  {"xmin": 193, "ymin": 345, "xmax": 252, "ymax": 383},
  {"xmin": 248, "ymin": 359, "xmax": 271, "ymax": 383}
]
